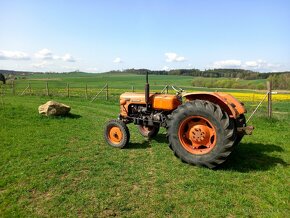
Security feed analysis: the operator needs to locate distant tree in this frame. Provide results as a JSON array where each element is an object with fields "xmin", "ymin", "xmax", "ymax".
[
  {"xmin": 0, "ymin": 73, "xmax": 5, "ymax": 84},
  {"xmin": 268, "ymin": 73, "xmax": 290, "ymax": 90}
]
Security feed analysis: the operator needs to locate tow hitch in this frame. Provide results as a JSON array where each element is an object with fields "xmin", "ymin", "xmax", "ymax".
[{"xmin": 237, "ymin": 126, "xmax": 255, "ymax": 135}]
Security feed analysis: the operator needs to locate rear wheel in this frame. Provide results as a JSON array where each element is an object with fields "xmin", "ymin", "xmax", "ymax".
[
  {"xmin": 138, "ymin": 125, "xmax": 159, "ymax": 138},
  {"xmin": 104, "ymin": 119, "xmax": 130, "ymax": 148},
  {"xmin": 167, "ymin": 100, "xmax": 236, "ymax": 168}
]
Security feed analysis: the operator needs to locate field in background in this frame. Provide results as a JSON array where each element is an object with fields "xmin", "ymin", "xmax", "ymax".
[
  {"xmin": 4, "ymin": 72, "xmax": 290, "ymax": 93},
  {"xmin": 1, "ymin": 73, "xmax": 289, "ymax": 217},
  {"xmin": 1, "ymin": 72, "xmax": 289, "ymax": 118}
]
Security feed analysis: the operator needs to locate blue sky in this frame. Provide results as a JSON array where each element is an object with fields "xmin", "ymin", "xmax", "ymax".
[{"xmin": 0, "ymin": 0, "xmax": 289, "ymax": 72}]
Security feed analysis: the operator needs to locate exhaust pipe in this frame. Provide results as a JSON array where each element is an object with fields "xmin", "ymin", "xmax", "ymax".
[{"xmin": 145, "ymin": 71, "xmax": 150, "ymax": 111}]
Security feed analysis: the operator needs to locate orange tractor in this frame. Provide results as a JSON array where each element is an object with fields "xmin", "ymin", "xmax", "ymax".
[{"xmin": 104, "ymin": 72, "xmax": 254, "ymax": 168}]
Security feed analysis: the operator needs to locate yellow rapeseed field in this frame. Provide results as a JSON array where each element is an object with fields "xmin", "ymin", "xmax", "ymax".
[{"xmin": 229, "ymin": 92, "xmax": 290, "ymax": 102}]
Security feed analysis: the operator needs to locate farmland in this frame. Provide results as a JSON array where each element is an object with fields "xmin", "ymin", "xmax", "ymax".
[
  {"xmin": 3, "ymin": 72, "xmax": 290, "ymax": 100},
  {"xmin": 0, "ymin": 73, "xmax": 289, "ymax": 217}
]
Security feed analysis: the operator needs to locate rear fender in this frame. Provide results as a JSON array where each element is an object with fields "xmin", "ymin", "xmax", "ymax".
[{"xmin": 183, "ymin": 92, "xmax": 246, "ymax": 119}]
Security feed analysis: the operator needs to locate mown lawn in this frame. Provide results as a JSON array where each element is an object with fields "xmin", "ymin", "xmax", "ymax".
[{"xmin": 0, "ymin": 95, "xmax": 289, "ymax": 217}]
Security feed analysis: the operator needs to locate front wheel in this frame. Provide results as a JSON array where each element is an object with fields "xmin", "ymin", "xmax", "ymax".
[
  {"xmin": 167, "ymin": 100, "xmax": 236, "ymax": 169},
  {"xmin": 104, "ymin": 119, "xmax": 130, "ymax": 148}
]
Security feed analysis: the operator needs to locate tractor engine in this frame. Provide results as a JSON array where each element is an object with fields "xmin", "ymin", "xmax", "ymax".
[
  {"xmin": 120, "ymin": 103, "xmax": 168, "ymax": 127},
  {"xmin": 119, "ymin": 92, "xmax": 181, "ymax": 127},
  {"xmin": 128, "ymin": 104, "xmax": 166, "ymax": 125}
]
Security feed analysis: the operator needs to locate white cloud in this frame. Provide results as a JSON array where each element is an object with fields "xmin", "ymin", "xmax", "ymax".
[
  {"xmin": 244, "ymin": 59, "xmax": 280, "ymax": 70},
  {"xmin": 165, "ymin": 52, "xmax": 186, "ymax": 62},
  {"xmin": 35, "ymin": 48, "xmax": 54, "ymax": 60},
  {"xmin": 212, "ymin": 60, "xmax": 242, "ymax": 68},
  {"xmin": 113, "ymin": 57, "xmax": 123, "ymax": 63},
  {"xmin": 162, "ymin": 66, "xmax": 171, "ymax": 71},
  {"xmin": 244, "ymin": 60, "xmax": 259, "ymax": 67},
  {"xmin": 62, "ymin": 53, "xmax": 75, "ymax": 62},
  {"xmin": 35, "ymin": 49, "xmax": 76, "ymax": 62},
  {"xmin": 61, "ymin": 66, "xmax": 79, "ymax": 72},
  {"xmin": 0, "ymin": 50, "xmax": 30, "ymax": 60},
  {"xmin": 32, "ymin": 61, "xmax": 49, "ymax": 68},
  {"xmin": 84, "ymin": 67, "xmax": 99, "ymax": 73},
  {"xmin": 211, "ymin": 59, "xmax": 282, "ymax": 72}
]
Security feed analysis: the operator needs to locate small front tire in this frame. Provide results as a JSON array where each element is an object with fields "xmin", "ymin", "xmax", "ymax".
[{"xmin": 104, "ymin": 119, "xmax": 130, "ymax": 148}]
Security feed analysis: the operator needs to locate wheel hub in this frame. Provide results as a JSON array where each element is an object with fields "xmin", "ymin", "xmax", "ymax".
[
  {"xmin": 179, "ymin": 116, "xmax": 217, "ymax": 154},
  {"xmin": 109, "ymin": 127, "xmax": 123, "ymax": 143},
  {"xmin": 189, "ymin": 125, "xmax": 208, "ymax": 143}
]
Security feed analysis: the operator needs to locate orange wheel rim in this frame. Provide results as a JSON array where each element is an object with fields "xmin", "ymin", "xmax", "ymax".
[
  {"xmin": 178, "ymin": 116, "xmax": 217, "ymax": 154},
  {"xmin": 108, "ymin": 127, "xmax": 123, "ymax": 144}
]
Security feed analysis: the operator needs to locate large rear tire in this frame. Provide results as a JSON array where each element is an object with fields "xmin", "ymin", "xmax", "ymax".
[
  {"xmin": 104, "ymin": 119, "xmax": 130, "ymax": 148},
  {"xmin": 167, "ymin": 100, "xmax": 236, "ymax": 168}
]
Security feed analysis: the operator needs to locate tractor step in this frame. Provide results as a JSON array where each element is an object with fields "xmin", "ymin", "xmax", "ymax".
[{"xmin": 237, "ymin": 126, "xmax": 254, "ymax": 135}]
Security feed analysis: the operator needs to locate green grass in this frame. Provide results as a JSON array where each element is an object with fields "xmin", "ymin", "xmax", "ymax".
[
  {"xmin": 0, "ymin": 95, "xmax": 289, "ymax": 217},
  {"xmin": 14, "ymin": 73, "xmax": 195, "ymax": 89}
]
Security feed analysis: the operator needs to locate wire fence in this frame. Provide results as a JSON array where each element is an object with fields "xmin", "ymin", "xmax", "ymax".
[
  {"xmin": 1, "ymin": 80, "xmax": 289, "ymax": 119},
  {"xmin": 0, "ymin": 81, "xmax": 176, "ymax": 101}
]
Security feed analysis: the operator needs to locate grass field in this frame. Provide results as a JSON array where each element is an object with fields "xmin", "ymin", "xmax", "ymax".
[
  {"xmin": 1, "ymin": 89, "xmax": 289, "ymax": 217},
  {"xmin": 2, "ymin": 72, "xmax": 273, "ymax": 93}
]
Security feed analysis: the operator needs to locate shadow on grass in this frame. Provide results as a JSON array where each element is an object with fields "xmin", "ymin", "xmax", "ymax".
[
  {"xmin": 66, "ymin": 113, "xmax": 82, "ymax": 119},
  {"xmin": 125, "ymin": 133, "xmax": 168, "ymax": 149},
  {"xmin": 152, "ymin": 133, "xmax": 168, "ymax": 144},
  {"xmin": 41, "ymin": 113, "xmax": 82, "ymax": 119},
  {"xmin": 125, "ymin": 134, "xmax": 287, "ymax": 172},
  {"xmin": 221, "ymin": 142, "xmax": 288, "ymax": 172},
  {"xmin": 126, "ymin": 140, "xmax": 151, "ymax": 149}
]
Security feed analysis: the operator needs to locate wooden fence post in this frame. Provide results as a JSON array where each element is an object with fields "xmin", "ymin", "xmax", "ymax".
[
  {"xmin": 12, "ymin": 80, "xmax": 15, "ymax": 95},
  {"xmin": 166, "ymin": 85, "xmax": 168, "ymax": 94},
  {"xmin": 67, "ymin": 83, "xmax": 70, "ymax": 98},
  {"xmin": 46, "ymin": 81, "xmax": 49, "ymax": 96},
  {"xmin": 267, "ymin": 81, "xmax": 272, "ymax": 118},
  {"xmin": 0, "ymin": 84, "xmax": 3, "ymax": 96},
  {"xmin": 106, "ymin": 83, "xmax": 108, "ymax": 100},
  {"xmin": 85, "ymin": 84, "xmax": 88, "ymax": 99},
  {"xmin": 29, "ymin": 83, "xmax": 32, "ymax": 95}
]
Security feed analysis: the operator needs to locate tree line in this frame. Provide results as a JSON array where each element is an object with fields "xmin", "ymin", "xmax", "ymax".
[
  {"xmin": 110, "ymin": 68, "xmax": 288, "ymax": 79},
  {"xmin": 1, "ymin": 68, "xmax": 289, "ymax": 90},
  {"xmin": 108, "ymin": 68, "xmax": 290, "ymax": 90}
]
